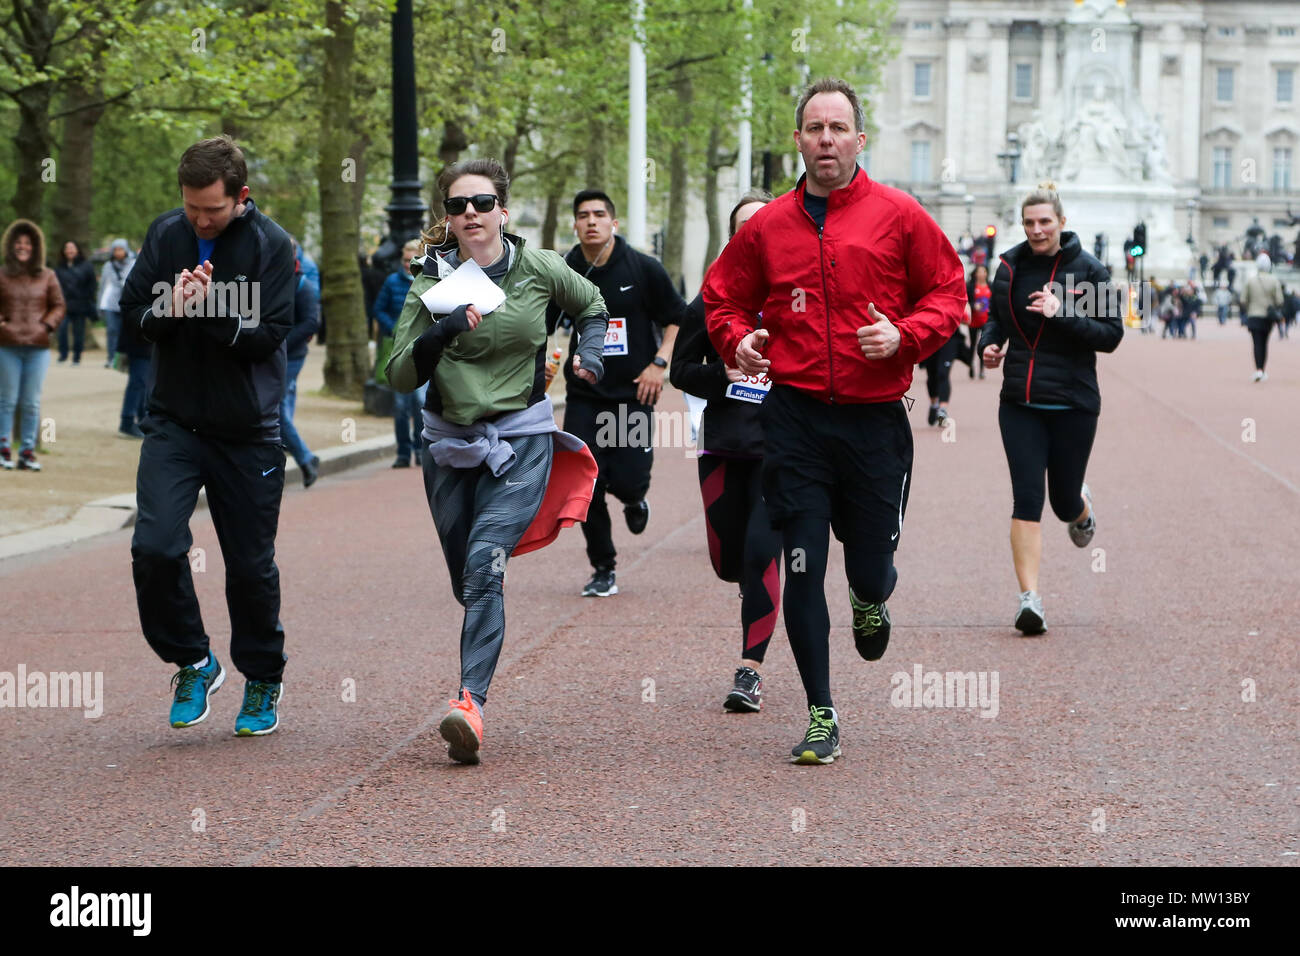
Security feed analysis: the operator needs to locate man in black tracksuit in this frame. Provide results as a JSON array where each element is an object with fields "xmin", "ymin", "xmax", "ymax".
[
  {"xmin": 118, "ymin": 135, "xmax": 296, "ymax": 736},
  {"xmin": 552, "ymin": 189, "xmax": 687, "ymax": 597}
]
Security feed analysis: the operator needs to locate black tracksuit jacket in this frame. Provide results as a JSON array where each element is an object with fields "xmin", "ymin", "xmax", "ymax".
[{"xmin": 119, "ymin": 199, "xmax": 295, "ymax": 443}]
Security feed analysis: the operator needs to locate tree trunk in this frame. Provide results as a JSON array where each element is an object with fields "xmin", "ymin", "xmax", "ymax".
[
  {"xmin": 663, "ymin": 70, "xmax": 692, "ymax": 287},
  {"xmin": 429, "ymin": 119, "xmax": 468, "ymax": 215},
  {"xmin": 702, "ymin": 121, "xmax": 722, "ymax": 273},
  {"xmin": 584, "ymin": 112, "xmax": 607, "ymax": 188},
  {"xmin": 541, "ymin": 191, "xmax": 560, "ymax": 251},
  {"xmin": 51, "ymin": 78, "xmax": 107, "ymax": 250},
  {"xmin": 317, "ymin": 0, "xmax": 368, "ymax": 399},
  {"xmin": 10, "ymin": 88, "xmax": 54, "ymax": 225}
]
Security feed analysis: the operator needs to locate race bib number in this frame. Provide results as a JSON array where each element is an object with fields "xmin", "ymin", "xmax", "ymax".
[
  {"xmin": 725, "ymin": 372, "xmax": 771, "ymax": 404},
  {"xmin": 603, "ymin": 317, "xmax": 628, "ymax": 356}
]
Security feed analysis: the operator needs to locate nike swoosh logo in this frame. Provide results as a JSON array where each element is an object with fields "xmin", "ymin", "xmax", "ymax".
[
  {"xmin": 620, "ymin": 284, "xmax": 634, "ymax": 291},
  {"xmin": 505, "ymin": 479, "xmax": 526, "ymax": 486},
  {"xmin": 514, "ymin": 277, "xmax": 534, "ymax": 288},
  {"xmin": 262, "ymin": 467, "xmax": 277, "ymax": 476},
  {"xmin": 890, "ymin": 531, "xmax": 899, "ymax": 541}
]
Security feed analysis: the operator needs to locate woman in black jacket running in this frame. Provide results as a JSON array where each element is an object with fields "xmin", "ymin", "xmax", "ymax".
[
  {"xmin": 670, "ymin": 190, "xmax": 778, "ymax": 712},
  {"xmin": 980, "ymin": 182, "xmax": 1123, "ymax": 635}
]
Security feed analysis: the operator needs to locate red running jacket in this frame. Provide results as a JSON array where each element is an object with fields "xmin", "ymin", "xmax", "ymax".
[{"xmin": 703, "ymin": 171, "xmax": 966, "ymax": 404}]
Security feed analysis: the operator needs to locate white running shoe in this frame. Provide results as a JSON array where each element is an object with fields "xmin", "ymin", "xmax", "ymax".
[
  {"xmin": 1252, "ymin": 370, "xmax": 1265, "ymax": 382},
  {"xmin": 1068, "ymin": 482, "xmax": 1096, "ymax": 548},
  {"xmin": 1015, "ymin": 590, "xmax": 1047, "ymax": 635}
]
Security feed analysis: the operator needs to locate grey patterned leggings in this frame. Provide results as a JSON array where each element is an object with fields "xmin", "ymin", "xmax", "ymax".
[{"xmin": 422, "ymin": 433, "xmax": 552, "ymax": 708}]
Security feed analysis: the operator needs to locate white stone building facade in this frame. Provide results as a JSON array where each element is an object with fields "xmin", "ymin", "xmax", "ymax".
[{"xmin": 869, "ymin": 0, "xmax": 1300, "ymax": 269}]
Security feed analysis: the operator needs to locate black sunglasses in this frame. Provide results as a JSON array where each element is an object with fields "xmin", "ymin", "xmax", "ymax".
[{"xmin": 443, "ymin": 194, "xmax": 499, "ymax": 215}]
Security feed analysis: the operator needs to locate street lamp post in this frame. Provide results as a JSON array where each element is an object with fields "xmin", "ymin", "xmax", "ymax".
[
  {"xmin": 366, "ymin": 0, "xmax": 427, "ymax": 416},
  {"xmin": 373, "ymin": 0, "xmax": 427, "ymax": 276},
  {"xmin": 996, "ymin": 133, "xmax": 1022, "ymax": 186},
  {"xmin": 1186, "ymin": 198, "xmax": 1198, "ymax": 249},
  {"xmin": 964, "ymin": 193, "xmax": 975, "ymax": 234}
]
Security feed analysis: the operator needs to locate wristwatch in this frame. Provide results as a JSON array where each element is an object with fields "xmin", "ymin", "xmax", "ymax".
[{"xmin": 652, "ymin": 356, "xmax": 667, "ymax": 368}]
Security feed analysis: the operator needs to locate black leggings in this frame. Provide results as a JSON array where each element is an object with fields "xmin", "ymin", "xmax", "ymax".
[
  {"xmin": 1248, "ymin": 319, "xmax": 1272, "ymax": 371},
  {"xmin": 780, "ymin": 516, "xmax": 897, "ymax": 709},
  {"xmin": 920, "ymin": 332, "xmax": 961, "ymax": 402},
  {"xmin": 998, "ymin": 402, "xmax": 1097, "ymax": 523},
  {"xmin": 698, "ymin": 455, "xmax": 781, "ymax": 663}
]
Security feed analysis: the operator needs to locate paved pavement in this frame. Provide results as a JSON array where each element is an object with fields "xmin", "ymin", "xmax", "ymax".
[{"xmin": 0, "ymin": 320, "xmax": 1296, "ymax": 866}]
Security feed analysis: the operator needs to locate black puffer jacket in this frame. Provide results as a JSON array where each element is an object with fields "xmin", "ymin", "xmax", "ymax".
[
  {"xmin": 669, "ymin": 293, "xmax": 764, "ymax": 457},
  {"xmin": 979, "ymin": 231, "xmax": 1122, "ymax": 414}
]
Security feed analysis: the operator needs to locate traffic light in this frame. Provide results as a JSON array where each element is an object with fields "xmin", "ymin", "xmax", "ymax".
[
  {"xmin": 984, "ymin": 224, "xmax": 997, "ymax": 259},
  {"xmin": 984, "ymin": 224, "xmax": 997, "ymax": 241},
  {"xmin": 1132, "ymin": 222, "xmax": 1146, "ymax": 258}
]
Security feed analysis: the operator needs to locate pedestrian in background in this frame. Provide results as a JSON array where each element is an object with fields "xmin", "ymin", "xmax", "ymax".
[
  {"xmin": 374, "ymin": 239, "xmax": 423, "ymax": 468},
  {"xmin": 281, "ymin": 250, "xmax": 321, "ymax": 486},
  {"xmin": 54, "ymin": 240, "xmax": 96, "ymax": 365},
  {"xmin": 114, "ymin": 281, "xmax": 152, "ymax": 439},
  {"xmin": 98, "ymin": 239, "xmax": 135, "ymax": 367},
  {"xmin": 1242, "ymin": 253, "xmax": 1284, "ymax": 382},
  {"xmin": 1214, "ymin": 281, "xmax": 1232, "ymax": 326},
  {"xmin": 0, "ymin": 219, "xmax": 65, "ymax": 470}
]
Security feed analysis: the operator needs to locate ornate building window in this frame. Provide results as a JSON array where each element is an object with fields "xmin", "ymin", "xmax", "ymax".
[
  {"xmin": 910, "ymin": 141, "xmax": 931, "ymax": 183},
  {"xmin": 1216, "ymin": 67, "xmax": 1234, "ymax": 104},
  {"xmin": 1279, "ymin": 68, "xmax": 1294, "ymax": 105},
  {"xmin": 1275, "ymin": 147, "xmax": 1293, "ymax": 190},
  {"xmin": 913, "ymin": 62, "xmax": 933, "ymax": 100},
  {"xmin": 1213, "ymin": 147, "xmax": 1233, "ymax": 188},
  {"xmin": 1014, "ymin": 63, "xmax": 1034, "ymax": 101}
]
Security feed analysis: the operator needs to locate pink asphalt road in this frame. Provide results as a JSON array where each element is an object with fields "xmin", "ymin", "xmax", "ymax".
[{"xmin": 1, "ymin": 321, "xmax": 1296, "ymax": 866}]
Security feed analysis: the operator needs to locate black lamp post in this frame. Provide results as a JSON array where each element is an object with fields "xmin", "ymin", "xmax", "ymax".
[
  {"xmin": 372, "ymin": 0, "xmax": 427, "ymax": 276},
  {"xmin": 365, "ymin": 0, "xmax": 427, "ymax": 416},
  {"xmin": 996, "ymin": 133, "xmax": 1022, "ymax": 186}
]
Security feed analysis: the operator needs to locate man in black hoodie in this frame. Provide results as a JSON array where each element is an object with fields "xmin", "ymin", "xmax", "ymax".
[
  {"xmin": 118, "ymin": 135, "xmax": 295, "ymax": 737},
  {"xmin": 551, "ymin": 189, "xmax": 686, "ymax": 597}
]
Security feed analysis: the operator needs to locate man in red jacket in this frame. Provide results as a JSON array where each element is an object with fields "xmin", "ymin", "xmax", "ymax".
[{"xmin": 704, "ymin": 77, "xmax": 966, "ymax": 765}]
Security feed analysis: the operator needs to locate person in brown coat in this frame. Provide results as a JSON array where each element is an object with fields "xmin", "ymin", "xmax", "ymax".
[{"xmin": 0, "ymin": 219, "xmax": 65, "ymax": 470}]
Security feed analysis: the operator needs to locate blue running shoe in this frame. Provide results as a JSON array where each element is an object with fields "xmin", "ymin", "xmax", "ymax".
[
  {"xmin": 169, "ymin": 655, "xmax": 225, "ymax": 728},
  {"xmin": 235, "ymin": 681, "xmax": 284, "ymax": 736}
]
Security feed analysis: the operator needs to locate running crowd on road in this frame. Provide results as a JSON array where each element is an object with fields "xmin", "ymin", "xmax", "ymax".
[{"xmin": 63, "ymin": 77, "xmax": 1146, "ymax": 769}]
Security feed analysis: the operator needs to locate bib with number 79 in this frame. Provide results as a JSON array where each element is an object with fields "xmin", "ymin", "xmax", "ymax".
[{"xmin": 602, "ymin": 317, "xmax": 628, "ymax": 356}]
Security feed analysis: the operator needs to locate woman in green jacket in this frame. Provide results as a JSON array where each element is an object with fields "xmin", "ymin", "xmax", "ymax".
[{"xmin": 386, "ymin": 158, "xmax": 608, "ymax": 765}]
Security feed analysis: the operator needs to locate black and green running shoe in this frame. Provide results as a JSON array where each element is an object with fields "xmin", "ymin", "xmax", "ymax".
[
  {"xmin": 790, "ymin": 705, "xmax": 841, "ymax": 765},
  {"xmin": 850, "ymin": 590, "xmax": 891, "ymax": 661}
]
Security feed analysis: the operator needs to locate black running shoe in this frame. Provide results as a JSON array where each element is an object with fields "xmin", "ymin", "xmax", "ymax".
[
  {"xmin": 582, "ymin": 568, "xmax": 618, "ymax": 597},
  {"xmin": 723, "ymin": 666, "xmax": 762, "ymax": 712},
  {"xmin": 927, "ymin": 404, "xmax": 939, "ymax": 426},
  {"xmin": 850, "ymin": 589, "xmax": 890, "ymax": 661},
  {"xmin": 624, "ymin": 500, "xmax": 650, "ymax": 535},
  {"xmin": 790, "ymin": 705, "xmax": 841, "ymax": 764}
]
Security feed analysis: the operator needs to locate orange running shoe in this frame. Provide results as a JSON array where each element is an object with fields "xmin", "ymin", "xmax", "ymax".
[{"xmin": 439, "ymin": 688, "xmax": 483, "ymax": 764}]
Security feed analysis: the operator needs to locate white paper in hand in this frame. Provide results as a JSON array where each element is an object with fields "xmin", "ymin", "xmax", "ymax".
[{"xmin": 418, "ymin": 258, "xmax": 507, "ymax": 316}]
